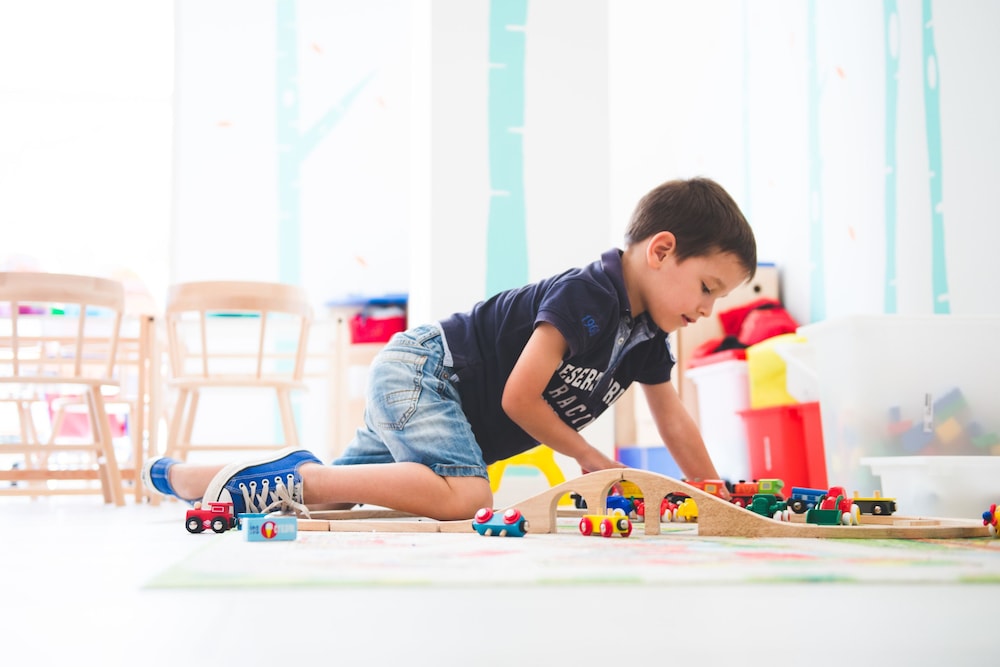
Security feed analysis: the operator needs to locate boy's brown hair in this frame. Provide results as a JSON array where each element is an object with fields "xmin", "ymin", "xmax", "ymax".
[{"xmin": 624, "ymin": 177, "xmax": 757, "ymax": 280}]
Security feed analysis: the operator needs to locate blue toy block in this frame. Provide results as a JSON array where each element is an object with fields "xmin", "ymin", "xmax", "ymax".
[
  {"xmin": 900, "ymin": 423, "xmax": 936, "ymax": 454},
  {"xmin": 244, "ymin": 514, "xmax": 298, "ymax": 542}
]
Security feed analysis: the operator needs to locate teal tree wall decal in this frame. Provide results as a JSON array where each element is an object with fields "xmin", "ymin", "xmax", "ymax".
[
  {"xmin": 883, "ymin": 0, "xmax": 899, "ymax": 313},
  {"xmin": 807, "ymin": 0, "xmax": 826, "ymax": 322},
  {"xmin": 275, "ymin": 0, "xmax": 374, "ymax": 285},
  {"xmin": 922, "ymin": 0, "xmax": 950, "ymax": 313},
  {"xmin": 486, "ymin": 0, "xmax": 529, "ymax": 298}
]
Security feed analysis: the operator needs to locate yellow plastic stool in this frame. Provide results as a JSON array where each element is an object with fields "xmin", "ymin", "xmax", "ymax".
[{"xmin": 488, "ymin": 445, "xmax": 573, "ymax": 506}]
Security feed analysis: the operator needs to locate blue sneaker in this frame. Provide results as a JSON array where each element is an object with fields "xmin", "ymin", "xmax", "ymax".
[
  {"xmin": 202, "ymin": 448, "xmax": 321, "ymax": 517},
  {"xmin": 141, "ymin": 456, "xmax": 200, "ymax": 505}
]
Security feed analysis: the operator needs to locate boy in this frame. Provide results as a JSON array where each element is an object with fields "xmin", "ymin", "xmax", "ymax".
[{"xmin": 143, "ymin": 176, "xmax": 756, "ymax": 520}]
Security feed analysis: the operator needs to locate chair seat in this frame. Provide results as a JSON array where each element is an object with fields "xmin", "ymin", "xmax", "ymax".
[
  {"xmin": 168, "ymin": 377, "xmax": 307, "ymax": 391},
  {"xmin": 0, "ymin": 376, "xmax": 119, "ymax": 388}
]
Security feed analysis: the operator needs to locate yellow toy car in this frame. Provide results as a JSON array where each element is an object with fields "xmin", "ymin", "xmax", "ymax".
[
  {"xmin": 578, "ymin": 513, "xmax": 632, "ymax": 538},
  {"xmin": 675, "ymin": 498, "xmax": 699, "ymax": 522}
]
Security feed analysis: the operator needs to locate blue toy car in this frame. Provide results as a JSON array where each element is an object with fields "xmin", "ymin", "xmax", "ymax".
[{"xmin": 472, "ymin": 507, "xmax": 528, "ymax": 537}]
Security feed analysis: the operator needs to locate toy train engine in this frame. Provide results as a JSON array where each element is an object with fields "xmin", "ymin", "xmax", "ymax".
[
  {"xmin": 747, "ymin": 494, "xmax": 790, "ymax": 521},
  {"xmin": 730, "ymin": 478, "xmax": 785, "ymax": 507},
  {"xmin": 185, "ymin": 501, "xmax": 238, "ymax": 534}
]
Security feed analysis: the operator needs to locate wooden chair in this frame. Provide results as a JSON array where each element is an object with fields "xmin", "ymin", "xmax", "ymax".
[
  {"xmin": 162, "ymin": 281, "xmax": 312, "ymax": 461},
  {"xmin": 0, "ymin": 272, "xmax": 128, "ymax": 505}
]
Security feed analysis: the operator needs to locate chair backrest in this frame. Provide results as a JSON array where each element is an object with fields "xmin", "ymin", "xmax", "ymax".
[
  {"xmin": 0, "ymin": 272, "xmax": 125, "ymax": 385},
  {"xmin": 164, "ymin": 281, "xmax": 312, "ymax": 384}
]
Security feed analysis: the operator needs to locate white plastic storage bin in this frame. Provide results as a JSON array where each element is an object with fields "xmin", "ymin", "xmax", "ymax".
[
  {"xmin": 685, "ymin": 359, "xmax": 750, "ymax": 482},
  {"xmin": 798, "ymin": 315, "xmax": 1000, "ymax": 496},
  {"xmin": 862, "ymin": 456, "xmax": 1000, "ymax": 518}
]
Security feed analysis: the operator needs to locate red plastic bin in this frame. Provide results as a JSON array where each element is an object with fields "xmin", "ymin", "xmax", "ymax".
[
  {"xmin": 737, "ymin": 402, "xmax": 827, "ymax": 490},
  {"xmin": 349, "ymin": 314, "xmax": 406, "ymax": 344}
]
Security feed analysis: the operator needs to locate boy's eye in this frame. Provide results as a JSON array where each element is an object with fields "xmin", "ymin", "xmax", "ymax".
[{"xmin": 701, "ymin": 282, "xmax": 711, "ymax": 295}]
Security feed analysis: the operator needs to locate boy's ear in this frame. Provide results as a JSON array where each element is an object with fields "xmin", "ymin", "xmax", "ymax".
[{"xmin": 646, "ymin": 231, "xmax": 677, "ymax": 266}]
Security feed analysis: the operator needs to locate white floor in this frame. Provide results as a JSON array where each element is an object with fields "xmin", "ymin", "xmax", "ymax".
[{"xmin": 1, "ymin": 495, "xmax": 994, "ymax": 666}]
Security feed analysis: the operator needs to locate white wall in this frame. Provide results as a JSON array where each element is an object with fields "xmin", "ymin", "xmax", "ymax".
[
  {"xmin": 172, "ymin": 0, "xmax": 411, "ymax": 307},
  {"xmin": 0, "ymin": 1, "xmax": 174, "ymax": 311},
  {"xmin": 610, "ymin": 0, "xmax": 1000, "ymax": 323},
  {"xmin": 412, "ymin": 0, "xmax": 611, "ymax": 323}
]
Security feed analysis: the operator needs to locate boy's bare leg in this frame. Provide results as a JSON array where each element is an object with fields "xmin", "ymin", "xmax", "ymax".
[
  {"xmin": 166, "ymin": 458, "xmax": 493, "ymax": 520},
  {"xmin": 164, "ymin": 462, "xmax": 225, "ymax": 501},
  {"xmin": 299, "ymin": 462, "xmax": 492, "ymax": 521}
]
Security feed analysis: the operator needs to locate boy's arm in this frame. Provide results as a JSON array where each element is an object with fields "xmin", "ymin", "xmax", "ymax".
[
  {"xmin": 501, "ymin": 322, "xmax": 624, "ymax": 474},
  {"xmin": 639, "ymin": 381, "xmax": 732, "ymax": 498}
]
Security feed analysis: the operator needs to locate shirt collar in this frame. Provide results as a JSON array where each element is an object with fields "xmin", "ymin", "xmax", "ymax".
[{"xmin": 601, "ymin": 247, "xmax": 661, "ymax": 334}]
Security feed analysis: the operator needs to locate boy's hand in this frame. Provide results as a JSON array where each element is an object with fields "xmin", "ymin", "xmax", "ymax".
[{"xmin": 576, "ymin": 449, "xmax": 626, "ymax": 475}]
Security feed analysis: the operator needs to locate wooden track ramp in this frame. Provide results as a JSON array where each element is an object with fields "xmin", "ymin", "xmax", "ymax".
[{"xmin": 300, "ymin": 468, "xmax": 989, "ymax": 539}]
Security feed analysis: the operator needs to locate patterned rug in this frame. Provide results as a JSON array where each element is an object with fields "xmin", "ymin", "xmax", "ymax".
[{"xmin": 145, "ymin": 520, "xmax": 1000, "ymax": 588}]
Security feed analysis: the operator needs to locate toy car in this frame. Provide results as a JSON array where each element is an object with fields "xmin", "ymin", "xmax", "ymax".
[
  {"xmin": 578, "ymin": 513, "xmax": 632, "ymax": 538},
  {"xmin": 746, "ymin": 493, "xmax": 790, "ymax": 521},
  {"xmin": 675, "ymin": 498, "xmax": 699, "ymax": 522},
  {"xmin": 605, "ymin": 494, "xmax": 635, "ymax": 516},
  {"xmin": 635, "ymin": 496, "xmax": 680, "ymax": 522},
  {"xmin": 185, "ymin": 501, "xmax": 238, "ymax": 534},
  {"xmin": 805, "ymin": 486, "xmax": 861, "ymax": 526},
  {"xmin": 472, "ymin": 507, "xmax": 528, "ymax": 537},
  {"xmin": 982, "ymin": 503, "xmax": 998, "ymax": 537}
]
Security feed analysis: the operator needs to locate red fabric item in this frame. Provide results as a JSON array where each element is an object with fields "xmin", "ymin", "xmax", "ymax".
[
  {"xmin": 738, "ymin": 305, "xmax": 798, "ymax": 346},
  {"xmin": 717, "ymin": 298, "xmax": 781, "ymax": 336},
  {"xmin": 687, "ymin": 298, "xmax": 799, "ymax": 366}
]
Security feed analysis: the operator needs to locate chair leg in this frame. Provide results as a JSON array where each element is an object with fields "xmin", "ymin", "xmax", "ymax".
[
  {"xmin": 179, "ymin": 390, "xmax": 200, "ymax": 461},
  {"xmin": 16, "ymin": 399, "xmax": 45, "ymax": 495},
  {"xmin": 88, "ymin": 389, "xmax": 125, "ymax": 507},
  {"xmin": 276, "ymin": 389, "xmax": 300, "ymax": 448},
  {"xmin": 83, "ymin": 392, "xmax": 111, "ymax": 503}
]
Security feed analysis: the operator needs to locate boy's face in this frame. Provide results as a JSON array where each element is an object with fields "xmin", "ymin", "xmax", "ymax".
[{"xmin": 639, "ymin": 233, "xmax": 748, "ymax": 333}]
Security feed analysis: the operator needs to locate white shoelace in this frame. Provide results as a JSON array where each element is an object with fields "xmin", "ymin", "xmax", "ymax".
[{"xmin": 237, "ymin": 474, "xmax": 311, "ymax": 518}]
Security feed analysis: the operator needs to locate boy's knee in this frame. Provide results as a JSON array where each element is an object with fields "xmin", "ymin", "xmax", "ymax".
[{"xmin": 437, "ymin": 476, "xmax": 493, "ymax": 521}]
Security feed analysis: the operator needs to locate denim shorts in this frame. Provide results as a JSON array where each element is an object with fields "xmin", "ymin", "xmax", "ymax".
[{"xmin": 332, "ymin": 324, "xmax": 488, "ymax": 480}]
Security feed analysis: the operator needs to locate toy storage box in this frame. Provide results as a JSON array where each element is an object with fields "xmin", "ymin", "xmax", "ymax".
[
  {"xmin": 861, "ymin": 456, "xmax": 1000, "ymax": 518},
  {"xmin": 685, "ymin": 359, "xmax": 750, "ymax": 482},
  {"xmin": 738, "ymin": 402, "xmax": 827, "ymax": 490},
  {"xmin": 797, "ymin": 315, "xmax": 1000, "ymax": 502},
  {"xmin": 615, "ymin": 445, "xmax": 683, "ymax": 479}
]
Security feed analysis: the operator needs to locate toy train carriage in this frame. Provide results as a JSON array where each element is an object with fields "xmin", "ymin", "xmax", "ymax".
[
  {"xmin": 788, "ymin": 486, "xmax": 827, "ymax": 514},
  {"xmin": 730, "ymin": 478, "xmax": 785, "ymax": 507},
  {"xmin": 851, "ymin": 491, "xmax": 897, "ymax": 516},
  {"xmin": 472, "ymin": 508, "xmax": 528, "ymax": 537}
]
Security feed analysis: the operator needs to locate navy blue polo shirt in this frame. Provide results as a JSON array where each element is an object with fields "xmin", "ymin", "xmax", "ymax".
[{"xmin": 438, "ymin": 248, "xmax": 675, "ymax": 465}]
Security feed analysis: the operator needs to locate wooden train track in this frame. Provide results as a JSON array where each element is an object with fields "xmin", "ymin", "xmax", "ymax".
[{"xmin": 299, "ymin": 468, "xmax": 989, "ymax": 539}]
